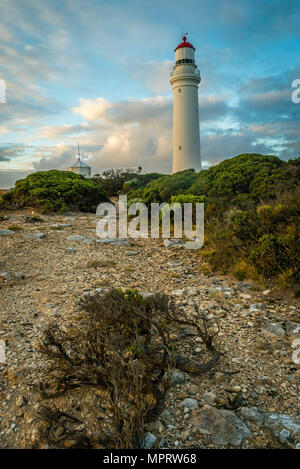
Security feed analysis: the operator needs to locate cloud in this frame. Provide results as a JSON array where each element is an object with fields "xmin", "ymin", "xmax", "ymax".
[
  {"xmin": 72, "ymin": 98, "xmax": 113, "ymax": 122},
  {"xmin": 199, "ymin": 95, "xmax": 232, "ymax": 122},
  {"xmin": 8, "ymin": 74, "xmax": 299, "ymax": 179},
  {"xmin": 0, "ymin": 144, "xmax": 36, "ymax": 162},
  {"xmin": 72, "ymin": 96, "xmax": 172, "ymax": 125},
  {"xmin": 0, "ymin": 21, "xmax": 14, "ymax": 43},
  {"xmin": 231, "ymin": 71, "xmax": 300, "ymax": 159},
  {"xmin": 128, "ymin": 59, "xmax": 173, "ymax": 94},
  {"xmin": 36, "ymin": 96, "xmax": 173, "ymax": 172},
  {"xmin": 32, "ymin": 145, "xmax": 78, "ymax": 171},
  {"xmin": 72, "ymin": 95, "xmax": 173, "ymax": 171},
  {"xmin": 0, "ymin": 170, "xmax": 34, "ymax": 189},
  {"xmin": 201, "ymin": 131, "xmax": 280, "ymax": 163},
  {"xmin": 36, "ymin": 123, "xmax": 90, "ymax": 140},
  {"xmin": 34, "ymin": 92, "xmax": 232, "ymax": 173},
  {"xmin": 1, "ymin": 0, "xmax": 299, "ymax": 185}
]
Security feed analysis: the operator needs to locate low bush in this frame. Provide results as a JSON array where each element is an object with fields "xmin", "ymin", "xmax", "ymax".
[
  {"xmin": 170, "ymin": 194, "xmax": 207, "ymax": 205},
  {"xmin": 0, "ymin": 170, "xmax": 108, "ymax": 213},
  {"xmin": 35, "ymin": 289, "xmax": 220, "ymax": 448},
  {"xmin": 202, "ymin": 187, "xmax": 300, "ymax": 290},
  {"xmin": 128, "ymin": 154, "xmax": 300, "ymax": 208},
  {"xmin": 93, "ymin": 168, "xmax": 164, "ymax": 197}
]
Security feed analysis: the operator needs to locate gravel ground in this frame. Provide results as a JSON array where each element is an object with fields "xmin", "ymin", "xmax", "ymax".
[{"xmin": 0, "ymin": 211, "xmax": 299, "ymax": 449}]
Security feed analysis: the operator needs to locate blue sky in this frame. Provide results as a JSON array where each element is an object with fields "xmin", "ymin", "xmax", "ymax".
[{"xmin": 0, "ymin": 0, "xmax": 299, "ymax": 187}]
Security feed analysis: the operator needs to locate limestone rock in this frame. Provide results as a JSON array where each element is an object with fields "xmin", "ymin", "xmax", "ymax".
[
  {"xmin": 169, "ymin": 369, "xmax": 186, "ymax": 386},
  {"xmin": 263, "ymin": 411, "xmax": 300, "ymax": 447},
  {"xmin": 141, "ymin": 432, "xmax": 157, "ymax": 449},
  {"xmin": 164, "ymin": 239, "xmax": 185, "ymax": 249},
  {"xmin": 0, "ymin": 272, "xmax": 10, "ymax": 281},
  {"xmin": 67, "ymin": 235, "xmax": 86, "ymax": 241},
  {"xmin": 189, "ymin": 405, "xmax": 251, "ymax": 446},
  {"xmin": 96, "ymin": 238, "xmax": 130, "ymax": 246},
  {"xmin": 240, "ymin": 407, "xmax": 300, "ymax": 448},
  {"xmin": 171, "ymin": 289, "xmax": 185, "ymax": 296},
  {"xmin": 181, "ymin": 398, "xmax": 198, "ymax": 410},
  {"xmin": 262, "ymin": 323, "xmax": 285, "ymax": 337},
  {"xmin": 0, "ymin": 230, "xmax": 14, "ymax": 235},
  {"xmin": 240, "ymin": 407, "xmax": 263, "ymax": 424},
  {"xmin": 202, "ymin": 392, "xmax": 217, "ymax": 405},
  {"xmin": 140, "ymin": 291, "xmax": 154, "ymax": 299},
  {"xmin": 28, "ymin": 232, "xmax": 46, "ymax": 240},
  {"xmin": 286, "ymin": 322, "xmax": 300, "ymax": 337},
  {"xmin": 125, "ymin": 250, "xmax": 138, "ymax": 256}
]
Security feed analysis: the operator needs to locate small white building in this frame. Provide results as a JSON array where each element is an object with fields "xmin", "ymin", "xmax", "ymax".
[{"xmin": 68, "ymin": 144, "xmax": 91, "ymax": 178}]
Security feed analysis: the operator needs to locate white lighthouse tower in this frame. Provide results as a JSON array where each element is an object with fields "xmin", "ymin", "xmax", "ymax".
[{"xmin": 170, "ymin": 35, "xmax": 201, "ymax": 173}]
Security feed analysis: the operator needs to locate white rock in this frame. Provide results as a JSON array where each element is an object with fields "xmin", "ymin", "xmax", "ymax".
[
  {"xmin": 232, "ymin": 385, "xmax": 241, "ymax": 392},
  {"xmin": 0, "ymin": 230, "xmax": 14, "ymax": 236},
  {"xmin": 239, "ymin": 293, "xmax": 252, "ymax": 299},
  {"xmin": 287, "ymin": 322, "xmax": 300, "ymax": 336},
  {"xmin": 172, "ymin": 289, "xmax": 185, "ymax": 296},
  {"xmin": 202, "ymin": 392, "xmax": 217, "ymax": 405},
  {"xmin": 240, "ymin": 407, "xmax": 263, "ymax": 424},
  {"xmin": 262, "ymin": 323, "xmax": 285, "ymax": 337}
]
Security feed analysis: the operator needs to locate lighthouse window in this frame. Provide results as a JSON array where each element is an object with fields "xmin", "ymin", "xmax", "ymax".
[
  {"xmin": 178, "ymin": 88, "xmax": 181, "ymax": 93},
  {"xmin": 179, "ymin": 146, "xmax": 181, "ymax": 150},
  {"xmin": 176, "ymin": 58, "xmax": 194, "ymax": 65}
]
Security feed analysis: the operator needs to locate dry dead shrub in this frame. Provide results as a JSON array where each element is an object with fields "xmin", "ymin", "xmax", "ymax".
[{"xmin": 36, "ymin": 289, "xmax": 221, "ymax": 448}]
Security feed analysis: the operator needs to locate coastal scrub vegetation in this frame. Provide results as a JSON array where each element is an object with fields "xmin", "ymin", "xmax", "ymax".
[
  {"xmin": 92, "ymin": 167, "xmax": 163, "ymax": 197},
  {"xmin": 127, "ymin": 154, "xmax": 300, "ymax": 291},
  {"xmin": 0, "ymin": 170, "xmax": 108, "ymax": 213}
]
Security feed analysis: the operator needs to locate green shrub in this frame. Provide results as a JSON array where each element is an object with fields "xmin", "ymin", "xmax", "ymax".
[
  {"xmin": 170, "ymin": 194, "xmax": 207, "ymax": 205},
  {"xmin": 257, "ymin": 204, "xmax": 274, "ymax": 222},
  {"xmin": 123, "ymin": 178, "xmax": 140, "ymax": 193},
  {"xmin": 250, "ymin": 234, "xmax": 278, "ymax": 277},
  {"xmin": 93, "ymin": 169, "xmax": 164, "ymax": 197},
  {"xmin": 126, "ymin": 197, "xmax": 147, "ymax": 207},
  {"xmin": 202, "ymin": 181, "xmax": 300, "ymax": 287},
  {"xmin": 128, "ymin": 154, "xmax": 299, "ymax": 208},
  {"xmin": 0, "ymin": 170, "xmax": 108, "ymax": 213},
  {"xmin": 134, "ymin": 169, "xmax": 197, "ymax": 204}
]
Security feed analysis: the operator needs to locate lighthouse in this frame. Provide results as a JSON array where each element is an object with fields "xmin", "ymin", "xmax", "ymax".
[{"xmin": 170, "ymin": 35, "xmax": 201, "ymax": 173}]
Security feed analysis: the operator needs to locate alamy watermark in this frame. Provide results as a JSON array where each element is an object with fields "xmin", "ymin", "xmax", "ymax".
[
  {"xmin": 96, "ymin": 195, "xmax": 204, "ymax": 249},
  {"xmin": 0, "ymin": 79, "xmax": 6, "ymax": 103},
  {"xmin": 291, "ymin": 79, "xmax": 300, "ymax": 103}
]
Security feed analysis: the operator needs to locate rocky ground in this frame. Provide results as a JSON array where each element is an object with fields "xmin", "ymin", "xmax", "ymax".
[{"xmin": 0, "ymin": 210, "xmax": 299, "ymax": 449}]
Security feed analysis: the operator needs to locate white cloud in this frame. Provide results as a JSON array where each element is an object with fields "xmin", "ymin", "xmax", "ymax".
[
  {"xmin": 128, "ymin": 59, "xmax": 173, "ymax": 94},
  {"xmin": 72, "ymin": 98, "xmax": 113, "ymax": 122},
  {"xmin": 18, "ymin": 92, "xmax": 245, "ymax": 173},
  {"xmin": 33, "ymin": 95, "xmax": 173, "ymax": 172},
  {"xmin": 36, "ymin": 123, "xmax": 90, "ymax": 140}
]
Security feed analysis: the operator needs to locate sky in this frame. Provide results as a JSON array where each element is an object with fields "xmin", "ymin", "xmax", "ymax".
[{"xmin": 0, "ymin": 0, "xmax": 299, "ymax": 188}]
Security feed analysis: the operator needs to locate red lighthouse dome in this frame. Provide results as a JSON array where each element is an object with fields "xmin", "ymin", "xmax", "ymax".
[{"xmin": 175, "ymin": 35, "xmax": 195, "ymax": 52}]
